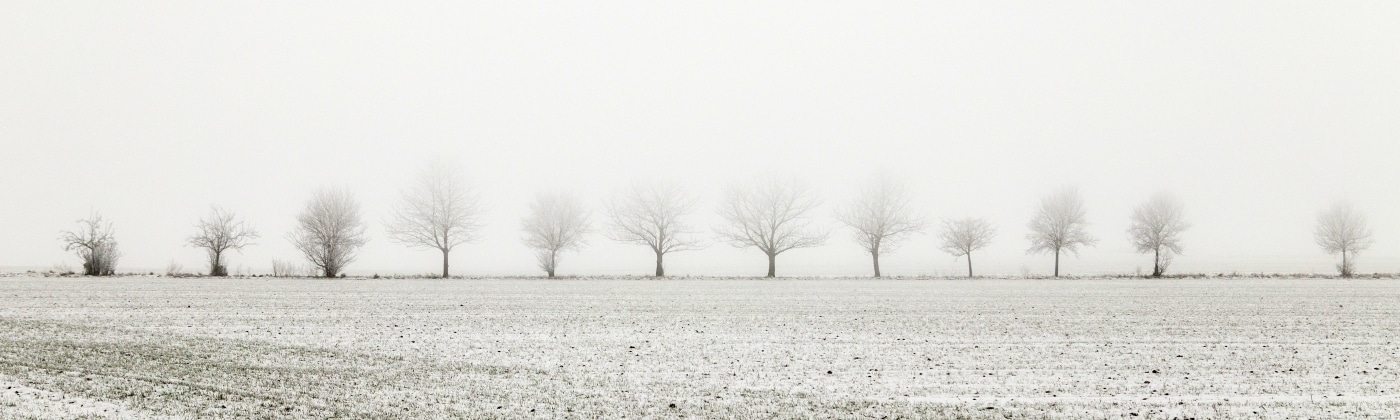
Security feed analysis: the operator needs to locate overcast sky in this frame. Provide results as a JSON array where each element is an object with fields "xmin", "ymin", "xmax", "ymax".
[{"xmin": 2, "ymin": 2, "xmax": 1398, "ymax": 276}]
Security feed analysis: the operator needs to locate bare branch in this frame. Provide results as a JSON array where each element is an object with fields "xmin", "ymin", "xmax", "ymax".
[{"xmin": 938, "ymin": 217, "xmax": 996, "ymax": 277}]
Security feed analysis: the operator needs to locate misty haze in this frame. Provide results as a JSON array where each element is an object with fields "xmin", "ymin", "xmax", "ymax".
[{"xmin": 2, "ymin": 2, "xmax": 1398, "ymax": 418}]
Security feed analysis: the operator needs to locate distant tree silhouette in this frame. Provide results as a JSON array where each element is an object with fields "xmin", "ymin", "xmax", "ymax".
[
  {"xmin": 289, "ymin": 187, "xmax": 368, "ymax": 278},
  {"xmin": 604, "ymin": 180, "xmax": 705, "ymax": 277},
  {"xmin": 271, "ymin": 259, "xmax": 305, "ymax": 278},
  {"xmin": 187, "ymin": 205, "xmax": 260, "ymax": 276},
  {"xmin": 385, "ymin": 161, "xmax": 485, "ymax": 278},
  {"xmin": 1026, "ymin": 187, "xmax": 1097, "ymax": 277},
  {"xmin": 59, "ymin": 213, "xmax": 120, "ymax": 276},
  {"xmin": 1127, "ymin": 193, "xmax": 1190, "ymax": 277},
  {"xmin": 938, "ymin": 217, "xmax": 996, "ymax": 278},
  {"xmin": 716, "ymin": 176, "xmax": 829, "ymax": 278},
  {"xmin": 1314, "ymin": 200, "xmax": 1373, "ymax": 278},
  {"xmin": 834, "ymin": 174, "xmax": 925, "ymax": 277},
  {"xmin": 522, "ymin": 191, "xmax": 591, "ymax": 278}
]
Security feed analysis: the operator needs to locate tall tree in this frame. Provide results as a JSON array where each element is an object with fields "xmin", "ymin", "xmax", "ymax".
[
  {"xmin": 187, "ymin": 205, "xmax": 260, "ymax": 276},
  {"xmin": 604, "ymin": 180, "xmax": 705, "ymax": 277},
  {"xmin": 1314, "ymin": 200, "xmax": 1373, "ymax": 278},
  {"xmin": 289, "ymin": 187, "xmax": 369, "ymax": 278},
  {"xmin": 385, "ymin": 161, "xmax": 485, "ymax": 278},
  {"xmin": 834, "ymin": 174, "xmax": 925, "ymax": 277},
  {"xmin": 1127, "ymin": 193, "xmax": 1190, "ymax": 277},
  {"xmin": 716, "ymin": 176, "xmax": 829, "ymax": 278},
  {"xmin": 1025, "ymin": 187, "xmax": 1097, "ymax": 277},
  {"xmin": 522, "ymin": 191, "xmax": 591, "ymax": 278},
  {"xmin": 937, "ymin": 217, "xmax": 997, "ymax": 278},
  {"xmin": 59, "ymin": 213, "xmax": 120, "ymax": 276}
]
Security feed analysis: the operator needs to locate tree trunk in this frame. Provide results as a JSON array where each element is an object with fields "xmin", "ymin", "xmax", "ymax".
[
  {"xmin": 1342, "ymin": 249, "xmax": 1349, "ymax": 278},
  {"xmin": 211, "ymin": 252, "xmax": 224, "ymax": 277},
  {"xmin": 872, "ymin": 251, "xmax": 881, "ymax": 278},
  {"xmin": 1053, "ymin": 249, "xmax": 1060, "ymax": 278},
  {"xmin": 766, "ymin": 252, "xmax": 776, "ymax": 278},
  {"xmin": 654, "ymin": 251, "xmax": 665, "ymax": 277},
  {"xmin": 967, "ymin": 253, "xmax": 974, "ymax": 278},
  {"xmin": 548, "ymin": 250, "xmax": 557, "ymax": 278},
  {"xmin": 1152, "ymin": 248, "xmax": 1161, "ymax": 278},
  {"xmin": 441, "ymin": 249, "xmax": 450, "ymax": 279}
]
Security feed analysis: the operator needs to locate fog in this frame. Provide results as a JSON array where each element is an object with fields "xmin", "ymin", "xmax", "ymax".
[{"xmin": 2, "ymin": 2, "xmax": 1397, "ymax": 276}]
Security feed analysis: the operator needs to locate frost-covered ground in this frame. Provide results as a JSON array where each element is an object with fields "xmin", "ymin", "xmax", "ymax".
[{"xmin": 0, "ymin": 277, "xmax": 1397, "ymax": 418}]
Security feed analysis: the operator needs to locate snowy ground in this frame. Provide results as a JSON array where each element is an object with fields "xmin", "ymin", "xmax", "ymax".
[{"xmin": 0, "ymin": 277, "xmax": 1396, "ymax": 418}]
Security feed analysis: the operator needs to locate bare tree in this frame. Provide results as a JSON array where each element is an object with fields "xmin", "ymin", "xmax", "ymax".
[
  {"xmin": 834, "ymin": 175, "xmax": 925, "ymax": 277},
  {"xmin": 938, "ymin": 217, "xmax": 997, "ymax": 278},
  {"xmin": 1314, "ymin": 200, "xmax": 1373, "ymax": 277},
  {"xmin": 522, "ymin": 191, "xmax": 591, "ymax": 278},
  {"xmin": 289, "ymin": 187, "xmax": 369, "ymax": 278},
  {"xmin": 604, "ymin": 180, "xmax": 705, "ymax": 277},
  {"xmin": 1025, "ymin": 187, "xmax": 1097, "ymax": 277},
  {"xmin": 385, "ymin": 161, "xmax": 485, "ymax": 278},
  {"xmin": 716, "ymin": 176, "xmax": 830, "ymax": 278},
  {"xmin": 1127, "ymin": 193, "xmax": 1190, "ymax": 277},
  {"xmin": 186, "ymin": 205, "xmax": 260, "ymax": 276},
  {"xmin": 59, "ymin": 213, "xmax": 121, "ymax": 276}
]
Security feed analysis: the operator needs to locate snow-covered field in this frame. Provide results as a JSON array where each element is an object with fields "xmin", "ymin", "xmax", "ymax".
[{"xmin": 0, "ymin": 277, "xmax": 1397, "ymax": 418}]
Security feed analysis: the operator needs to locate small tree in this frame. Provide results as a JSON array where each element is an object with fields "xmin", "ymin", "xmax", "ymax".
[
  {"xmin": 1127, "ymin": 193, "xmax": 1190, "ymax": 277},
  {"xmin": 1314, "ymin": 201, "xmax": 1373, "ymax": 277},
  {"xmin": 1025, "ymin": 187, "xmax": 1097, "ymax": 277},
  {"xmin": 165, "ymin": 261, "xmax": 186, "ymax": 277},
  {"xmin": 187, "ymin": 205, "xmax": 260, "ymax": 276},
  {"xmin": 716, "ymin": 176, "xmax": 829, "ymax": 278},
  {"xmin": 385, "ymin": 161, "xmax": 485, "ymax": 278},
  {"xmin": 937, "ymin": 217, "xmax": 996, "ymax": 278},
  {"xmin": 289, "ymin": 187, "xmax": 369, "ymax": 278},
  {"xmin": 59, "ymin": 213, "xmax": 121, "ymax": 276},
  {"xmin": 271, "ymin": 259, "xmax": 300, "ymax": 278},
  {"xmin": 834, "ymin": 175, "xmax": 926, "ymax": 277},
  {"xmin": 522, "ymin": 191, "xmax": 591, "ymax": 278},
  {"xmin": 604, "ymin": 180, "xmax": 706, "ymax": 277}
]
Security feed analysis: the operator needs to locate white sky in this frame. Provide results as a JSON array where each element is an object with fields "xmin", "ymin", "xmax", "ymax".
[{"xmin": 2, "ymin": 2, "xmax": 1398, "ymax": 276}]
